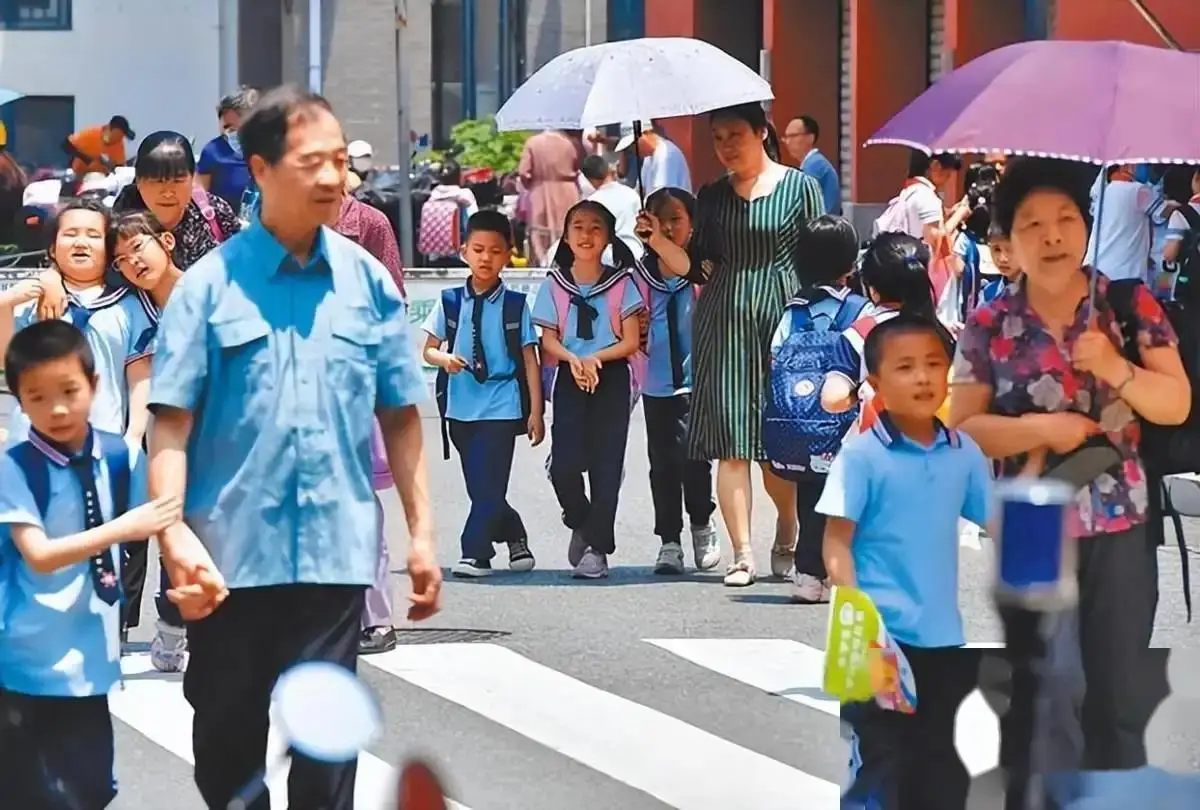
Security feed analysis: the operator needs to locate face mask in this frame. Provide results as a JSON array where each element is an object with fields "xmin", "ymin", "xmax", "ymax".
[{"xmin": 225, "ymin": 131, "xmax": 242, "ymax": 157}]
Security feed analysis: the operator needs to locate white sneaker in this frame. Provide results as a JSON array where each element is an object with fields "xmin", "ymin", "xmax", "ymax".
[
  {"xmin": 690, "ymin": 521, "xmax": 722, "ymax": 570},
  {"xmin": 150, "ymin": 621, "xmax": 188, "ymax": 673},
  {"xmin": 654, "ymin": 542, "xmax": 686, "ymax": 575},
  {"xmin": 790, "ymin": 571, "xmax": 831, "ymax": 604}
]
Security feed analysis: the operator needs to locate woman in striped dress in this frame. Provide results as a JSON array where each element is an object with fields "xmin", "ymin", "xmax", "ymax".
[{"xmin": 643, "ymin": 103, "xmax": 826, "ymax": 587}]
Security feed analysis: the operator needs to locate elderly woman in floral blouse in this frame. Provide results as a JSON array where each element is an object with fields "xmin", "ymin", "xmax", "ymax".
[{"xmin": 949, "ymin": 158, "xmax": 1189, "ymax": 774}]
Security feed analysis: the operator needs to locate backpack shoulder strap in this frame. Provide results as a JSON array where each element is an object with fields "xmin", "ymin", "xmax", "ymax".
[
  {"xmin": 96, "ymin": 431, "xmax": 131, "ymax": 516},
  {"xmin": 192, "ymin": 185, "xmax": 223, "ymax": 243},
  {"xmin": 502, "ymin": 289, "xmax": 532, "ymax": 420},
  {"xmin": 435, "ymin": 287, "xmax": 464, "ymax": 460},
  {"xmin": 549, "ymin": 277, "xmax": 571, "ymax": 335},
  {"xmin": 1175, "ymin": 202, "xmax": 1200, "ymax": 233},
  {"xmin": 832, "ymin": 294, "xmax": 869, "ymax": 332},
  {"xmin": 7, "ymin": 441, "xmax": 51, "ymax": 518},
  {"xmin": 1105, "ymin": 278, "xmax": 1141, "ymax": 363},
  {"xmin": 606, "ymin": 276, "xmax": 632, "ymax": 337}
]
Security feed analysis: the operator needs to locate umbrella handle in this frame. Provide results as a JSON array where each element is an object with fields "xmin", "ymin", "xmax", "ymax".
[{"xmin": 632, "ymin": 121, "xmax": 646, "ymax": 205}]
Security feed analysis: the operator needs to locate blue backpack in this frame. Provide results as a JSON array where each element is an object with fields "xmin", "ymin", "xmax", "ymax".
[
  {"xmin": 0, "ymin": 431, "xmax": 132, "ymax": 626},
  {"xmin": 763, "ymin": 290, "xmax": 868, "ymax": 481},
  {"xmin": 434, "ymin": 286, "xmax": 532, "ymax": 461}
]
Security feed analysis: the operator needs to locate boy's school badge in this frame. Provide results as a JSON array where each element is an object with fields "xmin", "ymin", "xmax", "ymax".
[{"xmin": 822, "ymin": 586, "xmax": 917, "ymax": 714}]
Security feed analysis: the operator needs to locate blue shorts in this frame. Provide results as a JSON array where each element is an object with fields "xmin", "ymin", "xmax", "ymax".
[{"xmin": 0, "ymin": 689, "xmax": 116, "ymax": 810}]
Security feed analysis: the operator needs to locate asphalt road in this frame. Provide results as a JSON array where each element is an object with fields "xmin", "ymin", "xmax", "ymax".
[{"xmin": 2, "ymin": 394, "xmax": 1198, "ymax": 809}]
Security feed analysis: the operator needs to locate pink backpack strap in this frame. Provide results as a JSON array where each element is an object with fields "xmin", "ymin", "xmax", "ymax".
[
  {"xmin": 549, "ymin": 280, "xmax": 570, "ymax": 335},
  {"xmin": 191, "ymin": 185, "xmax": 223, "ymax": 242}
]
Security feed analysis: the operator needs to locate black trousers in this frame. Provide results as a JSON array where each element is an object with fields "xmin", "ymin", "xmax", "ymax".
[
  {"xmin": 0, "ymin": 691, "xmax": 115, "ymax": 810},
  {"xmin": 120, "ymin": 544, "xmax": 183, "ymax": 629},
  {"xmin": 793, "ymin": 475, "xmax": 828, "ymax": 577},
  {"xmin": 642, "ymin": 394, "xmax": 715, "ymax": 542},
  {"xmin": 842, "ymin": 645, "xmax": 979, "ymax": 810},
  {"xmin": 448, "ymin": 418, "xmax": 527, "ymax": 560},
  {"xmin": 549, "ymin": 360, "xmax": 631, "ymax": 555},
  {"xmin": 1047, "ymin": 523, "xmax": 1161, "ymax": 771},
  {"xmin": 184, "ymin": 584, "xmax": 365, "ymax": 810}
]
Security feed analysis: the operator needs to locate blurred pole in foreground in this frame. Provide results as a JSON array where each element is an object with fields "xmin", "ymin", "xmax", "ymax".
[
  {"xmin": 993, "ymin": 478, "xmax": 1078, "ymax": 810},
  {"xmin": 394, "ymin": 0, "xmax": 416, "ymax": 267}
]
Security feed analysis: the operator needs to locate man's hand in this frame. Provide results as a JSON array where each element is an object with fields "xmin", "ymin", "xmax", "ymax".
[
  {"xmin": 406, "ymin": 538, "xmax": 442, "ymax": 621},
  {"xmin": 161, "ymin": 523, "xmax": 228, "ymax": 620}
]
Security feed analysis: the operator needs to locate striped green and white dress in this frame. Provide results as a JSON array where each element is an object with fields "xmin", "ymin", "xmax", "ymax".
[{"xmin": 687, "ymin": 168, "xmax": 826, "ymax": 461}]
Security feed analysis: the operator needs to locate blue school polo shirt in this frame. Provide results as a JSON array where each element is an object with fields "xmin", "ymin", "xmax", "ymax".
[
  {"xmin": 0, "ymin": 430, "xmax": 147, "ymax": 697},
  {"xmin": 638, "ymin": 258, "xmax": 695, "ymax": 398},
  {"xmin": 815, "ymin": 415, "xmax": 993, "ymax": 648},
  {"xmin": 531, "ymin": 271, "xmax": 644, "ymax": 358},
  {"xmin": 197, "ymin": 135, "xmax": 252, "ymax": 207},
  {"xmin": 421, "ymin": 282, "xmax": 537, "ymax": 422},
  {"xmin": 147, "ymin": 221, "xmax": 427, "ymax": 590},
  {"xmin": 5, "ymin": 289, "xmax": 154, "ymax": 442}
]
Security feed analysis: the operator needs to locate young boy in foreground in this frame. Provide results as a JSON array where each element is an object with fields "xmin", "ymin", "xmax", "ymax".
[
  {"xmin": 0, "ymin": 320, "xmax": 180, "ymax": 809},
  {"xmin": 817, "ymin": 314, "xmax": 993, "ymax": 810}
]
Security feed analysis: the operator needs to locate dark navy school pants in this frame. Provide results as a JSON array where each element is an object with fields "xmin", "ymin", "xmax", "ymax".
[
  {"xmin": 447, "ymin": 418, "xmax": 527, "ymax": 561},
  {"xmin": 0, "ymin": 690, "xmax": 116, "ymax": 809},
  {"xmin": 549, "ymin": 360, "xmax": 631, "ymax": 556}
]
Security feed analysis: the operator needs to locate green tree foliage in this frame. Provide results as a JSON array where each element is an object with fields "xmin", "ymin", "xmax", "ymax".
[{"xmin": 447, "ymin": 117, "xmax": 529, "ymax": 174}]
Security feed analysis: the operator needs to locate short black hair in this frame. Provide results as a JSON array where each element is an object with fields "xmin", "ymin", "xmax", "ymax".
[
  {"xmin": 580, "ymin": 154, "xmax": 611, "ymax": 183},
  {"xmin": 239, "ymin": 84, "xmax": 335, "ymax": 166},
  {"xmin": 4, "ymin": 320, "xmax": 96, "ymax": 398},
  {"xmin": 798, "ymin": 115, "xmax": 820, "ymax": 141},
  {"xmin": 464, "ymin": 210, "xmax": 513, "ymax": 246},
  {"xmin": 796, "ymin": 214, "xmax": 858, "ymax": 286},
  {"xmin": 108, "ymin": 209, "xmax": 169, "ymax": 257},
  {"xmin": 908, "ymin": 149, "xmax": 963, "ymax": 178},
  {"xmin": 45, "ymin": 197, "xmax": 110, "ymax": 261},
  {"xmin": 863, "ymin": 313, "xmax": 953, "ymax": 376},
  {"xmin": 132, "ymin": 131, "xmax": 196, "ymax": 182},
  {"xmin": 436, "ymin": 157, "xmax": 462, "ymax": 186},
  {"xmin": 992, "ymin": 157, "xmax": 1092, "ymax": 238}
]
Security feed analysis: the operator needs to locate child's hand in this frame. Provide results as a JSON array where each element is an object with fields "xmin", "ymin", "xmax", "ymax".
[
  {"xmin": 36, "ymin": 268, "xmax": 67, "ymax": 320},
  {"xmin": 580, "ymin": 356, "xmax": 602, "ymax": 385},
  {"xmin": 566, "ymin": 354, "xmax": 586, "ymax": 380},
  {"xmin": 1, "ymin": 279, "xmax": 42, "ymax": 308},
  {"xmin": 441, "ymin": 354, "xmax": 469, "ymax": 374},
  {"xmin": 113, "ymin": 495, "xmax": 184, "ymax": 541},
  {"xmin": 527, "ymin": 413, "xmax": 545, "ymax": 446},
  {"xmin": 635, "ymin": 210, "xmax": 660, "ymax": 243}
]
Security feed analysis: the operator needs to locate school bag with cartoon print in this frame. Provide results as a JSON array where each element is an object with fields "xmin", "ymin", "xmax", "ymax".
[
  {"xmin": 763, "ymin": 288, "xmax": 868, "ymax": 480},
  {"xmin": 434, "ymin": 286, "xmax": 532, "ymax": 460},
  {"xmin": 543, "ymin": 267, "xmax": 646, "ymax": 409}
]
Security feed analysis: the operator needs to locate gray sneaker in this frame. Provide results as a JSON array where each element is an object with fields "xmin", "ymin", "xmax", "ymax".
[
  {"xmin": 568, "ymin": 529, "xmax": 588, "ymax": 567},
  {"xmin": 690, "ymin": 521, "xmax": 721, "ymax": 570},
  {"xmin": 654, "ymin": 542, "xmax": 686, "ymax": 575}
]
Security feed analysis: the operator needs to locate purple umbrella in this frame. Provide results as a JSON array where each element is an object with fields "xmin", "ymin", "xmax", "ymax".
[{"xmin": 867, "ymin": 40, "xmax": 1200, "ymax": 165}]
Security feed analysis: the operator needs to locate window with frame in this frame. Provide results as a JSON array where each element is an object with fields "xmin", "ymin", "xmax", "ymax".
[
  {"xmin": 0, "ymin": 0, "xmax": 72, "ymax": 31},
  {"xmin": 1, "ymin": 95, "xmax": 75, "ymax": 169}
]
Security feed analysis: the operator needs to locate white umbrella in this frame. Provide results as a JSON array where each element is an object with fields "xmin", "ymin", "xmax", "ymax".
[{"xmin": 494, "ymin": 37, "xmax": 773, "ymax": 132}]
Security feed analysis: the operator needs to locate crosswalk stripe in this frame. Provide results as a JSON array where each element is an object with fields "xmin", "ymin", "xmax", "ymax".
[
  {"xmin": 109, "ymin": 653, "xmax": 430, "ymax": 810},
  {"xmin": 362, "ymin": 642, "xmax": 841, "ymax": 810},
  {"xmin": 646, "ymin": 638, "xmax": 839, "ymax": 717},
  {"xmin": 647, "ymin": 638, "xmax": 1001, "ymax": 778}
]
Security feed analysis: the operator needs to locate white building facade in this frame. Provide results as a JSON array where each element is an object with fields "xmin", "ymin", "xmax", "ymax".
[{"xmin": 0, "ymin": 0, "xmax": 223, "ymax": 169}]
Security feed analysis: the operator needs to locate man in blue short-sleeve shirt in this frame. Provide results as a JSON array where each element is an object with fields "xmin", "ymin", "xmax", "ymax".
[{"xmin": 146, "ymin": 86, "xmax": 441, "ymax": 810}]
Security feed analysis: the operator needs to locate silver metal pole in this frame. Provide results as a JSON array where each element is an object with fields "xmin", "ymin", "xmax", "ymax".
[
  {"xmin": 584, "ymin": 0, "xmax": 592, "ymax": 46},
  {"xmin": 394, "ymin": 0, "xmax": 415, "ymax": 267},
  {"xmin": 307, "ymin": 0, "xmax": 323, "ymax": 93}
]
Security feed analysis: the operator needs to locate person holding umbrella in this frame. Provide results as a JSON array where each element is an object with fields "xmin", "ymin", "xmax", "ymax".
[{"xmin": 640, "ymin": 102, "xmax": 826, "ymax": 588}]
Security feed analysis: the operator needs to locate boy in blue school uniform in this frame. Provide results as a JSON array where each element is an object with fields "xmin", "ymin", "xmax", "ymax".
[
  {"xmin": 422, "ymin": 210, "xmax": 544, "ymax": 577},
  {"xmin": 817, "ymin": 314, "xmax": 993, "ymax": 810},
  {"xmin": 0, "ymin": 320, "xmax": 180, "ymax": 810}
]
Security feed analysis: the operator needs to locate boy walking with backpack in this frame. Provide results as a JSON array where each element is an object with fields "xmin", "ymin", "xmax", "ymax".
[
  {"xmin": 0, "ymin": 320, "xmax": 180, "ymax": 810},
  {"xmin": 422, "ymin": 211, "xmax": 544, "ymax": 577},
  {"xmin": 762, "ymin": 215, "xmax": 869, "ymax": 603}
]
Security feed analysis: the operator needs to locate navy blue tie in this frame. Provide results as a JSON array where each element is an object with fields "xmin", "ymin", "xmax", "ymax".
[{"xmin": 68, "ymin": 453, "xmax": 121, "ymax": 606}]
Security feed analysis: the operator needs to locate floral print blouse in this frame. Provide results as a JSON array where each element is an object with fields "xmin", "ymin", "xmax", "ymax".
[
  {"xmin": 951, "ymin": 269, "xmax": 1177, "ymax": 538},
  {"xmin": 113, "ymin": 187, "xmax": 241, "ymax": 270}
]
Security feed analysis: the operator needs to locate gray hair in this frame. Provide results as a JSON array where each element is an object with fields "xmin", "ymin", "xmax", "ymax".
[{"xmin": 217, "ymin": 87, "xmax": 261, "ymax": 118}]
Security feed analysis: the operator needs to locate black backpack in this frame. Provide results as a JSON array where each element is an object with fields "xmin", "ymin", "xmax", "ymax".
[
  {"xmin": 1168, "ymin": 202, "xmax": 1200, "ymax": 307},
  {"xmin": 1108, "ymin": 279, "xmax": 1197, "ymax": 620}
]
